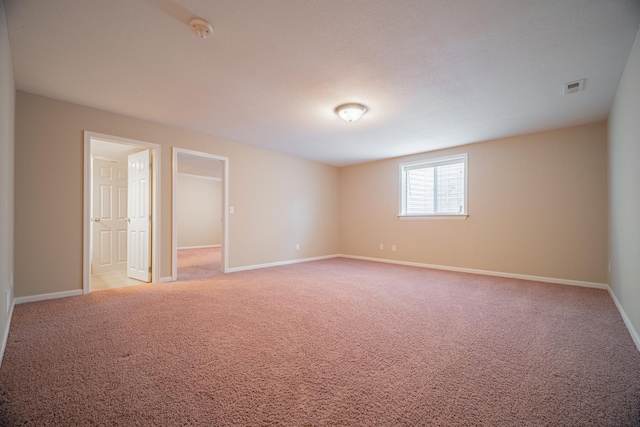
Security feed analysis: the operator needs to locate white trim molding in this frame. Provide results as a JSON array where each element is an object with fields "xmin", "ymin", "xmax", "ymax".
[
  {"xmin": 0, "ymin": 299, "xmax": 14, "ymax": 367},
  {"xmin": 14, "ymin": 289, "xmax": 83, "ymax": 305},
  {"xmin": 159, "ymin": 277, "xmax": 174, "ymax": 283},
  {"xmin": 172, "ymin": 148, "xmax": 230, "ymax": 280},
  {"xmin": 83, "ymin": 131, "xmax": 162, "ymax": 295},
  {"xmin": 178, "ymin": 244, "xmax": 221, "ymax": 250},
  {"xmin": 177, "ymin": 172, "xmax": 221, "ymax": 181},
  {"xmin": 227, "ymin": 254, "xmax": 340, "ymax": 273},
  {"xmin": 607, "ymin": 288, "xmax": 640, "ymax": 352},
  {"xmin": 338, "ymin": 254, "xmax": 608, "ymax": 289},
  {"xmin": 398, "ymin": 215, "xmax": 468, "ymax": 220}
]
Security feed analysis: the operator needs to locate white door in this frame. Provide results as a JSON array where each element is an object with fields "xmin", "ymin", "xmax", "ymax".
[
  {"xmin": 91, "ymin": 158, "xmax": 128, "ymax": 275},
  {"xmin": 127, "ymin": 150, "xmax": 151, "ymax": 282}
]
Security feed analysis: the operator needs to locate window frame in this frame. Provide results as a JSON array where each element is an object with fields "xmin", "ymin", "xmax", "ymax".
[{"xmin": 398, "ymin": 153, "xmax": 469, "ymax": 219}]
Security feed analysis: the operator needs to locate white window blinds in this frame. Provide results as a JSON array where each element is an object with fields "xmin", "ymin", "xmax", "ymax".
[{"xmin": 401, "ymin": 155, "xmax": 467, "ymax": 216}]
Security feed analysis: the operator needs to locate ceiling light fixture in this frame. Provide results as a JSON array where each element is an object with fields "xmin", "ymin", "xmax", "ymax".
[
  {"xmin": 335, "ymin": 103, "xmax": 367, "ymax": 122},
  {"xmin": 189, "ymin": 18, "xmax": 213, "ymax": 39}
]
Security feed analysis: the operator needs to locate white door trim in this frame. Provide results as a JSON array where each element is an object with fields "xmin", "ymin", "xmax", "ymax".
[
  {"xmin": 172, "ymin": 147, "xmax": 229, "ymax": 279},
  {"xmin": 83, "ymin": 131, "xmax": 162, "ymax": 294}
]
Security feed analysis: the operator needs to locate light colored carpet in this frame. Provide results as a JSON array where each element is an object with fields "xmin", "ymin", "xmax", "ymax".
[
  {"xmin": 0, "ymin": 257, "xmax": 639, "ymax": 426},
  {"xmin": 177, "ymin": 247, "xmax": 221, "ymax": 281}
]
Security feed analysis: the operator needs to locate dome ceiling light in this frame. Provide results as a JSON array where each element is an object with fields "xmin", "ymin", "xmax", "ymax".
[{"xmin": 335, "ymin": 103, "xmax": 367, "ymax": 122}]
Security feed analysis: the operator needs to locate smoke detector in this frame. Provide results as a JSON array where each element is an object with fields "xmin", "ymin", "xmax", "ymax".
[
  {"xmin": 189, "ymin": 18, "xmax": 213, "ymax": 39},
  {"xmin": 564, "ymin": 79, "xmax": 585, "ymax": 95}
]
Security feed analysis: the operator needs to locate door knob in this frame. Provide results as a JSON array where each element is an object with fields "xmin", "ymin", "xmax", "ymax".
[
  {"xmin": 125, "ymin": 218, "xmax": 131, "ymax": 223},
  {"xmin": 93, "ymin": 218, "xmax": 101, "ymax": 222}
]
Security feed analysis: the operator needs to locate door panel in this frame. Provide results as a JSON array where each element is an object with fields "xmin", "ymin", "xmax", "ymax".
[
  {"xmin": 99, "ymin": 230, "xmax": 111, "ymax": 265},
  {"xmin": 91, "ymin": 158, "xmax": 128, "ymax": 274},
  {"xmin": 117, "ymin": 187, "xmax": 128, "ymax": 219},
  {"xmin": 127, "ymin": 150, "xmax": 151, "ymax": 282},
  {"xmin": 99, "ymin": 185, "xmax": 111, "ymax": 218},
  {"xmin": 117, "ymin": 229, "xmax": 127, "ymax": 263}
]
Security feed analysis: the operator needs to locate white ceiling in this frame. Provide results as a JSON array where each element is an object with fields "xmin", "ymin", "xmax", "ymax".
[{"xmin": 5, "ymin": 0, "xmax": 640, "ymax": 166}]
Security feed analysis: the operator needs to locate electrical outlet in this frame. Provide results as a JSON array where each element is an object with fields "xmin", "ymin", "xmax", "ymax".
[
  {"xmin": 296, "ymin": 244, "xmax": 300, "ymax": 250},
  {"xmin": 392, "ymin": 245, "xmax": 396, "ymax": 252},
  {"xmin": 379, "ymin": 243, "xmax": 384, "ymax": 250}
]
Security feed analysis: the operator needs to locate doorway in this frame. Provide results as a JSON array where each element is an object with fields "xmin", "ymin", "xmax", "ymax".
[
  {"xmin": 83, "ymin": 132, "xmax": 161, "ymax": 294},
  {"xmin": 172, "ymin": 148, "xmax": 229, "ymax": 280}
]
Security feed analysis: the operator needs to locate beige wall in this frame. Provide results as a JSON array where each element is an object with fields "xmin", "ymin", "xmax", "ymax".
[
  {"xmin": 177, "ymin": 174, "xmax": 222, "ymax": 248},
  {"xmin": 0, "ymin": 0, "xmax": 15, "ymax": 359},
  {"xmin": 608, "ymin": 28, "xmax": 640, "ymax": 340},
  {"xmin": 14, "ymin": 92, "xmax": 340, "ymax": 297},
  {"xmin": 340, "ymin": 122, "xmax": 608, "ymax": 284}
]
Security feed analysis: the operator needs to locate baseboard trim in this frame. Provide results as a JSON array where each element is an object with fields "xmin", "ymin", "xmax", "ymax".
[
  {"xmin": 177, "ymin": 172, "xmax": 221, "ymax": 182},
  {"xmin": 159, "ymin": 276, "xmax": 173, "ymax": 283},
  {"xmin": 178, "ymin": 245, "xmax": 221, "ymax": 250},
  {"xmin": 607, "ymin": 288, "xmax": 640, "ymax": 352},
  {"xmin": 338, "ymin": 254, "xmax": 608, "ymax": 289},
  {"xmin": 14, "ymin": 289, "xmax": 83, "ymax": 305},
  {"xmin": 227, "ymin": 254, "xmax": 340, "ymax": 273},
  {"xmin": 0, "ymin": 299, "xmax": 15, "ymax": 367}
]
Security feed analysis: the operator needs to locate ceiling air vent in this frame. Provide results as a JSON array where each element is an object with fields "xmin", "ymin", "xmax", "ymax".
[{"xmin": 564, "ymin": 79, "xmax": 585, "ymax": 95}]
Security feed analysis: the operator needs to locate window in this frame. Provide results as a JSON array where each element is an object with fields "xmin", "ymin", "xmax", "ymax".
[{"xmin": 399, "ymin": 154, "xmax": 468, "ymax": 217}]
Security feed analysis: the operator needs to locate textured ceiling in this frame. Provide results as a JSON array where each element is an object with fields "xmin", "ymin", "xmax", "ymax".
[{"xmin": 5, "ymin": 0, "xmax": 640, "ymax": 166}]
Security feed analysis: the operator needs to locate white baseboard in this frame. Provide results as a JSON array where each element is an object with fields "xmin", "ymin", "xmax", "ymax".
[
  {"xmin": 159, "ymin": 276, "xmax": 173, "ymax": 283},
  {"xmin": 607, "ymin": 288, "xmax": 640, "ymax": 352},
  {"xmin": 14, "ymin": 289, "xmax": 83, "ymax": 305},
  {"xmin": 178, "ymin": 245, "xmax": 221, "ymax": 250},
  {"xmin": 338, "ymin": 254, "xmax": 608, "ymax": 289},
  {"xmin": 0, "ymin": 299, "xmax": 15, "ymax": 367},
  {"xmin": 227, "ymin": 254, "xmax": 340, "ymax": 273}
]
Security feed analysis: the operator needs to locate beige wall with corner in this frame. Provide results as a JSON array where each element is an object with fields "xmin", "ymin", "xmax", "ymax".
[
  {"xmin": 339, "ymin": 121, "xmax": 609, "ymax": 285},
  {"xmin": 14, "ymin": 91, "xmax": 340, "ymax": 297},
  {"xmin": 14, "ymin": 90, "xmax": 611, "ymax": 299},
  {"xmin": 608, "ymin": 27, "xmax": 640, "ymax": 345}
]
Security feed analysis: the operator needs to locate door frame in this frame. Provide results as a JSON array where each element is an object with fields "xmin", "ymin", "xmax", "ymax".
[
  {"xmin": 83, "ymin": 131, "xmax": 162, "ymax": 294},
  {"xmin": 172, "ymin": 147, "xmax": 229, "ymax": 279}
]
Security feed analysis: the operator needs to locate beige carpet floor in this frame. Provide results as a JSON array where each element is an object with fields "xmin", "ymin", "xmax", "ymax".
[
  {"xmin": 0, "ymin": 255, "xmax": 639, "ymax": 426},
  {"xmin": 177, "ymin": 247, "xmax": 221, "ymax": 281}
]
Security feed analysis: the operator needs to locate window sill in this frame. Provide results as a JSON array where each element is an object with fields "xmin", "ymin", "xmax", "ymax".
[{"xmin": 398, "ymin": 214, "xmax": 469, "ymax": 220}]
